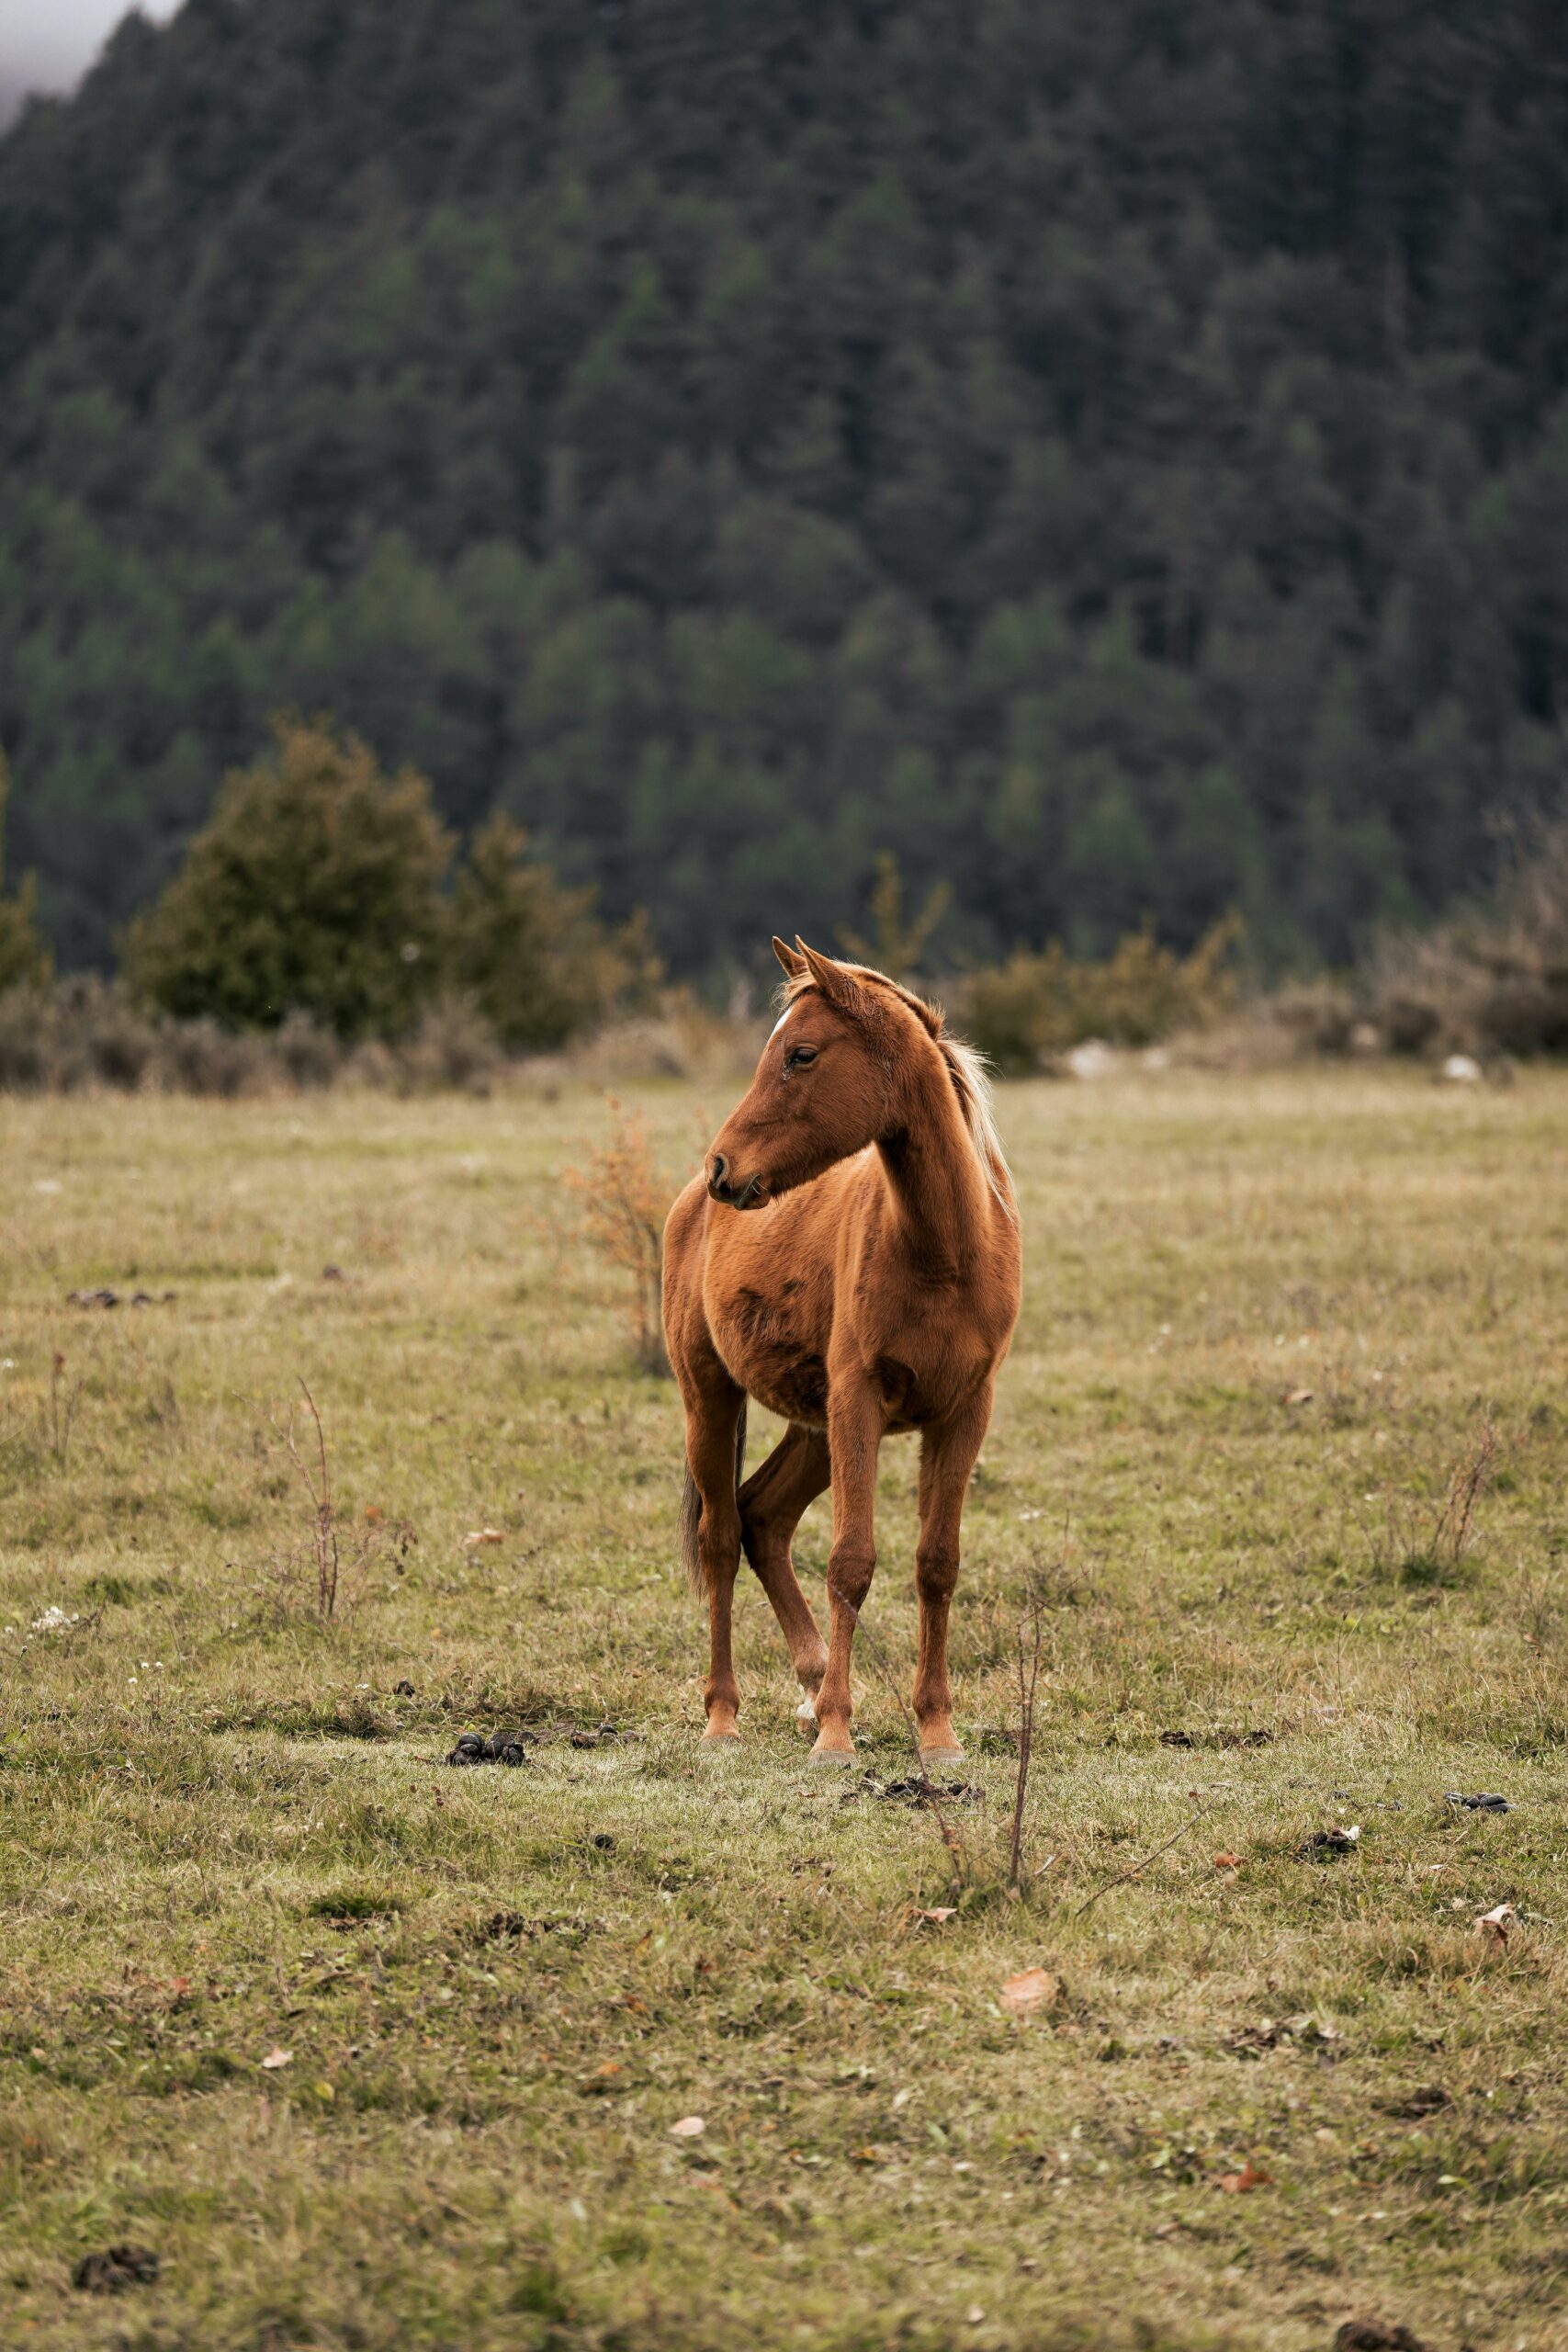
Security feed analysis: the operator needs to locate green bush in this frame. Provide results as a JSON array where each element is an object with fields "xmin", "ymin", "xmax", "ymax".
[
  {"xmin": 120, "ymin": 716, "xmax": 656, "ymax": 1048},
  {"xmin": 0, "ymin": 749, "xmax": 52, "ymax": 993},
  {"xmin": 960, "ymin": 915, "xmax": 1243, "ymax": 1074},
  {"xmin": 122, "ymin": 716, "xmax": 454, "ymax": 1039},
  {"xmin": 448, "ymin": 813, "xmax": 660, "ymax": 1052}
]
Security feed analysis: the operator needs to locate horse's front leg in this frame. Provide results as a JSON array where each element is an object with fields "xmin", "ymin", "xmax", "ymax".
[
  {"xmin": 811, "ymin": 1380, "xmax": 885, "ymax": 1765},
  {"xmin": 913, "ymin": 1386, "xmax": 992, "ymax": 1770}
]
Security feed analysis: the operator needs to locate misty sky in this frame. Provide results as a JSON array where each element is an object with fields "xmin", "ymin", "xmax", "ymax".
[{"xmin": 0, "ymin": 0, "xmax": 177, "ymax": 106}]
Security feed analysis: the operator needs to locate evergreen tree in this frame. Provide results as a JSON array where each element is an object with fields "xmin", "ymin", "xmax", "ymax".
[
  {"xmin": 0, "ymin": 0, "xmax": 1564, "ymax": 978},
  {"xmin": 0, "ymin": 750, "xmax": 51, "ymax": 992},
  {"xmin": 122, "ymin": 717, "xmax": 453, "ymax": 1038}
]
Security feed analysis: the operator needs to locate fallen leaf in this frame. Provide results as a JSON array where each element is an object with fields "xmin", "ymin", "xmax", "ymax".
[
  {"xmin": 670, "ymin": 2114, "xmax": 705, "ymax": 2138},
  {"xmin": 1285, "ymin": 1387, "xmax": 1314, "ymax": 1407},
  {"xmin": 1216, "ymin": 2157, "xmax": 1272, "ymax": 2193},
  {"xmin": 260, "ymin": 2047, "xmax": 293, "ymax": 2071},
  {"xmin": 998, "ymin": 1967, "xmax": 1060, "ymax": 2019},
  {"xmin": 1213, "ymin": 1851, "xmax": 1243, "ymax": 1871},
  {"xmin": 915, "ymin": 1905, "xmax": 958, "ymax": 1926},
  {"xmin": 364, "ymin": 1504, "xmax": 384, "ymax": 1524},
  {"xmin": 464, "ymin": 1528, "xmax": 504, "ymax": 1547},
  {"xmin": 1475, "ymin": 1901, "xmax": 1515, "ymax": 1945}
]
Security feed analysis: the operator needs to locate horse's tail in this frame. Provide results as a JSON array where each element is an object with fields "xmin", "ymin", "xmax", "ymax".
[{"xmin": 681, "ymin": 1402, "xmax": 747, "ymax": 1598}]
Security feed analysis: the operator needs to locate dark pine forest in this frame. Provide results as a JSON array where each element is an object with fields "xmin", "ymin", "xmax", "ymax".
[{"xmin": 3, "ymin": 0, "xmax": 1567, "ymax": 977}]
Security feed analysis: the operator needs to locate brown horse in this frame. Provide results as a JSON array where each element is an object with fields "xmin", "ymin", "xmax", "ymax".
[{"xmin": 661, "ymin": 938, "xmax": 1021, "ymax": 1767}]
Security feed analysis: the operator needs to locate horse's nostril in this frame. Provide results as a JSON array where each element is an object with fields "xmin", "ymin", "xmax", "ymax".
[{"xmin": 709, "ymin": 1154, "xmax": 728, "ymax": 1192}]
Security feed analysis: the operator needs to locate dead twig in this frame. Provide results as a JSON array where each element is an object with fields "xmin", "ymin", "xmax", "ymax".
[
  {"xmin": 1071, "ymin": 1803, "xmax": 1207, "ymax": 1920},
  {"xmin": 280, "ymin": 1379, "xmax": 340, "ymax": 1621},
  {"xmin": 1352, "ymin": 1417, "xmax": 1501, "ymax": 1582},
  {"xmin": 48, "ymin": 1350, "xmax": 81, "ymax": 1467},
  {"xmin": 564, "ymin": 1098, "xmax": 671, "ymax": 1376},
  {"xmin": 1009, "ymin": 1598, "xmax": 1045, "ymax": 1890},
  {"xmin": 1432, "ymin": 1419, "xmax": 1498, "ymax": 1563}
]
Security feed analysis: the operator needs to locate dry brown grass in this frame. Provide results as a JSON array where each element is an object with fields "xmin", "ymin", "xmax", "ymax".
[{"xmin": 2, "ymin": 1068, "xmax": 1566, "ymax": 2349}]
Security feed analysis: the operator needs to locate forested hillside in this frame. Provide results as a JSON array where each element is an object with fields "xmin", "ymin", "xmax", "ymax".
[{"xmin": 2, "ymin": 0, "xmax": 1566, "ymax": 975}]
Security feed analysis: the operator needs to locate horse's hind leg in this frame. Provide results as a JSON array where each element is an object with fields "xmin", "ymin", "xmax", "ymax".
[
  {"xmin": 684, "ymin": 1374, "xmax": 748, "ymax": 1745},
  {"xmin": 912, "ymin": 1387, "xmax": 992, "ymax": 1770},
  {"xmin": 739, "ymin": 1424, "xmax": 830, "ymax": 1734}
]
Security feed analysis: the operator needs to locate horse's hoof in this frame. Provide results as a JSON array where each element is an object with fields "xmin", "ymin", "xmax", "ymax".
[
  {"xmin": 700, "ymin": 1728, "xmax": 741, "ymax": 1750},
  {"xmin": 919, "ymin": 1745, "xmax": 964, "ymax": 1771},
  {"xmin": 807, "ymin": 1740, "xmax": 855, "ymax": 1768}
]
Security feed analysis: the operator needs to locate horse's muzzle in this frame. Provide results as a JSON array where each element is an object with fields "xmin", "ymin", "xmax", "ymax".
[{"xmin": 706, "ymin": 1154, "xmax": 764, "ymax": 1210}]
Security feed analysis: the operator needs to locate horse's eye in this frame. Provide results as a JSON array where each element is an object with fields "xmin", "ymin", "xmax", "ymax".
[{"xmin": 786, "ymin": 1045, "xmax": 818, "ymax": 1069}]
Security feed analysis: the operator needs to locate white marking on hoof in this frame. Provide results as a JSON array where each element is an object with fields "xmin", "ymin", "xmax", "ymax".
[{"xmin": 795, "ymin": 1685, "xmax": 818, "ymax": 1724}]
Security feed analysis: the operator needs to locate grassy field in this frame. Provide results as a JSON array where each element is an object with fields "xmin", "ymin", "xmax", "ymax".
[{"xmin": 2, "ymin": 1068, "xmax": 1566, "ymax": 2352}]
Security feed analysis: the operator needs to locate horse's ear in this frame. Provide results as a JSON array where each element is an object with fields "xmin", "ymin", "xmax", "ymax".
[
  {"xmin": 795, "ymin": 940, "xmax": 863, "ymax": 1010},
  {"xmin": 773, "ymin": 935, "xmax": 807, "ymax": 978}
]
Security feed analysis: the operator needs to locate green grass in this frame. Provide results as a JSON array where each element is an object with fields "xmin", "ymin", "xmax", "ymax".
[{"xmin": 3, "ymin": 1069, "xmax": 1566, "ymax": 2351}]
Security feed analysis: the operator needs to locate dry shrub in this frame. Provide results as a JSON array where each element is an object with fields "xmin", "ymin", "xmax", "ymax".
[
  {"xmin": 274, "ymin": 1009, "xmax": 344, "ymax": 1088},
  {"xmin": 959, "ymin": 915, "xmax": 1243, "ymax": 1074},
  {"xmin": 0, "ymin": 974, "xmax": 755, "ymax": 1099},
  {"xmin": 564, "ymin": 1097, "xmax": 674, "ymax": 1375},
  {"xmin": 0, "ymin": 977, "xmax": 160, "ymax": 1092},
  {"xmin": 1170, "ymin": 977, "xmax": 1361, "ymax": 1071},
  {"xmin": 371, "ymin": 994, "xmax": 501, "ymax": 1095},
  {"xmin": 1263, "ymin": 977, "xmax": 1361, "ymax": 1057},
  {"xmin": 158, "ymin": 1015, "xmax": 275, "ymax": 1098},
  {"xmin": 0, "ymin": 979, "xmax": 301, "ymax": 1095},
  {"xmin": 0, "ymin": 979, "xmax": 491, "ymax": 1096},
  {"xmin": 1363, "ymin": 803, "xmax": 1568, "ymax": 1058},
  {"xmin": 570, "ymin": 986, "xmax": 763, "ymax": 1087},
  {"xmin": 0, "ymin": 983, "xmax": 62, "ymax": 1090}
]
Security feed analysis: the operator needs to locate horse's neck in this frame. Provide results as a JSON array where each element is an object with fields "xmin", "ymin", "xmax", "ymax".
[{"xmin": 875, "ymin": 1046, "xmax": 993, "ymax": 1280}]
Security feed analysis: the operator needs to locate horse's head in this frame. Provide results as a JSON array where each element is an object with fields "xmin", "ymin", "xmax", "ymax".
[{"xmin": 705, "ymin": 937, "xmax": 936, "ymax": 1210}]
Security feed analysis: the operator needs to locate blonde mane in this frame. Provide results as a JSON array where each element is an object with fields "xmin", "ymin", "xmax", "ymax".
[{"xmin": 777, "ymin": 966, "xmax": 1015, "ymax": 1219}]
